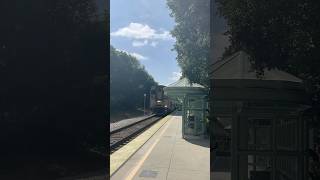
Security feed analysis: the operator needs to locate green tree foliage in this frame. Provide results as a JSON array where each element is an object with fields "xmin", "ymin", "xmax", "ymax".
[
  {"xmin": 216, "ymin": 0, "xmax": 320, "ymax": 103},
  {"xmin": 110, "ymin": 46, "xmax": 157, "ymax": 117},
  {"xmin": 0, "ymin": 0, "xmax": 107, "ymax": 160},
  {"xmin": 167, "ymin": 0, "xmax": 210, "ymax": 86}
]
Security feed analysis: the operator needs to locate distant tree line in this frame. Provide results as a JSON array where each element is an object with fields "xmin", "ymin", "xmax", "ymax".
[{"xmin": 110, "ymin": 46, "xmax": 157, "ymax": 118}]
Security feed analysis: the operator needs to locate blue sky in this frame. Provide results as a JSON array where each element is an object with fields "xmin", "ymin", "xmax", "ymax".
[{"xmin": 110, "ymin": 0, "xmax": 181, "ymax": 86}]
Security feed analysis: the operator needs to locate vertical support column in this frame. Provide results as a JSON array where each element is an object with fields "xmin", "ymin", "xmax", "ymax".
[
  {"xmin": 297, "ymin": 112, "xmax": 301, "ymax": 180},
  {"xmin": 297, "ymin": 110, "xmax": 307, "ymax": 180},
  {"xmin": 182, "ymin": 95, "xmax": 186, "ymax": 138},
  {"xmin": 202, "ymin": 96, "xmax": 205, "ymax": 137},
  {"xmin": 231, "ymin": 102, "xmax": 242, "ymax": 180},
  {"xmin": 238, "ymin": 108, "xmax": 248, "ymax": 151},
  {"xmin": 271, "ymin": 109, "xmax": 277, "ymax": 180},
  {"xmin": 231, "ymin": 102, "xmax": 237, "ymax": 180},
  {"xmin": 238, "ymin": 103, "xmax": 248, "ymax": 180},
  {"xmin": 210, "ymin": 88, "xmax": 216, "ymax": 167}
]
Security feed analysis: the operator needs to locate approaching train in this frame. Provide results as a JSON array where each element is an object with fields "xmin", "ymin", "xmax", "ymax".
[{"xmin": 149, "ymin": 85, "xmax": 175, "ymax": 116}]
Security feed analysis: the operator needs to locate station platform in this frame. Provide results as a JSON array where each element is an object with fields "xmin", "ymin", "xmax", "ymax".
[{"xmin": 110, "ymin": 112, "xmax": 210, "ymax": 180}]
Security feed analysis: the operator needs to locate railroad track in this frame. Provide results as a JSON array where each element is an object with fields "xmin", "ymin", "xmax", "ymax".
[{"xmin": 110, "ymin": 115, "xmax": 165, "ymax": 153}]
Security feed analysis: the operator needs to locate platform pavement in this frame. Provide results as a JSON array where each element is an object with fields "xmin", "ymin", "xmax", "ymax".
[{"xmin": 111, "ymin": 111, "xmax": 210, "ymax": 180}]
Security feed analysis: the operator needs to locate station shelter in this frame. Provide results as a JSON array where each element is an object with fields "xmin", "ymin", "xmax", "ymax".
[
  {"xmin": 210, "ymin": 51, "xmax": 310, "ymax": 180},
  {"xmin": 164, "ymin": 77, "xmax": 208, "ymax": 139}
]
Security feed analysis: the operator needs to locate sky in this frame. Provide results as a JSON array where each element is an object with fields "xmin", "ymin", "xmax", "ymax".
[{"xmin": 110, "ymin": 0, "xmax": 181, "ymax": 86}]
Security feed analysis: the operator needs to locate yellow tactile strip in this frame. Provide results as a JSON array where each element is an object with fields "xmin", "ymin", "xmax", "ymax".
[{"xmin": 110, "ymin": 115, "xmax": 172, "ymax": 176}]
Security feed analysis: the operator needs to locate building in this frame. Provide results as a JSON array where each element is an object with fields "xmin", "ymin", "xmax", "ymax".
[{"xmin": 210, "ymin": 51, "xmax": 310, "ymax": 180}]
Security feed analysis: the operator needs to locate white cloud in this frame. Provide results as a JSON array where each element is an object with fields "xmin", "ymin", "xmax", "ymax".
[
  {"xmin": 130, "ymin": 52, "xmax": 148, "ymax": 60},
  {"xmin": 115, "ymin": 48, "xmax": 121, "ymax": 51},
  {"xmin": 115, "ymin": 48, "xmax": 148, "ymax": 61},
  {"xmin": 169, "ymin": 71, "xmax": 182, "ymax": 81},
  {"xmin": 111, "ymin": 23, "xmax": 174, "ymax": 41},
  {"xmin": 150, "ymin": 41, "xmax": 158, "ymax": 47},
  {"xmin": 132, "ymin": 40, "xmax": 149, "ymax": 47}
]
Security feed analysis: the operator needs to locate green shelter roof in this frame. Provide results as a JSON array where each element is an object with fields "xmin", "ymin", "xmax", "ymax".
[
  {"xmin": 164, "ymin": 77, "xmax": 206, "ymax": 101},
  {"xmin": 166, "ymin": 77, "xmax": 205, "ymax": 88},
  {"xmin": 210, "ymin": 51, "xmax": 308, "ymax": 104}
]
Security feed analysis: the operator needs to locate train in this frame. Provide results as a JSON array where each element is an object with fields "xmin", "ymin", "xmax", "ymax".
[{"xmin": 149, "ymin": 85, "xmax": 175, "ymax": 116}]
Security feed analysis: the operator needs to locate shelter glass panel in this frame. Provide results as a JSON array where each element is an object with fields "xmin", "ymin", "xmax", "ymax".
[
  {"xmin": 276, "ymin": 116, "xmax": 298, "ymax": 151},
  {"xmin": 238, "ymin": 155, "xmax": 272, "ymax": 180},
  {"xmin": 244, "ymin": 118, "xmax": 272, "ymax": 151},
  {"xmin": 183, "ymin": 94, "xmax": 207, "ymax": 138},
  {"xmin": 275, "ymin": 156, "xmax": 298, "ymax": 180}
]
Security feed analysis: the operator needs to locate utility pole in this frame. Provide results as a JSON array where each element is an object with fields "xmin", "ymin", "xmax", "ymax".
[{"xmin": 144, "ymin": 93, "xmax": 146, "ymax": 116}]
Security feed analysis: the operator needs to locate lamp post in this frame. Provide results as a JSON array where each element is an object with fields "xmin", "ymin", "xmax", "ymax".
[{"xmin": 143, "ymin": 93, "xmax": 146, "ymax": 116}]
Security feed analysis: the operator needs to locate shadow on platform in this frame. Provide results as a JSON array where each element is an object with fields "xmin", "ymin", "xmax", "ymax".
[
  {"xmin": 171, "ymin": 110, "xmax": 183, "ymax": 116},
  {"xmin": 185, "ymin": 138, "xmax": 210, "ymax": 148}
]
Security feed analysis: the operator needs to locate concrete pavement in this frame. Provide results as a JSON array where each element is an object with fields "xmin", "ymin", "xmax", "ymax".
[{"xmin": 111, "ymin": 112, "xmax": 210, "ymax": 180}]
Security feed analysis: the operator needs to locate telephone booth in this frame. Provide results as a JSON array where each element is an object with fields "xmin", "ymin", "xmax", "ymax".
[
  {"xmin": 164, "ymin": 77, "xmax": 208, "ymax": 139},
  {"xmin": 210, "ymin": 51, "xmax": 310, "ymax": 180}
]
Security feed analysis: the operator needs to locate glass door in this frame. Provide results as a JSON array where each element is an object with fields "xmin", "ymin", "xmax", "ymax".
[{"xmin": 183, "ymin": 94, "xmax": 207, "ymax": 138}]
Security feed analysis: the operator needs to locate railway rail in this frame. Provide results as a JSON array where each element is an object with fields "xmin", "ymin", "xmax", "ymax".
[
  {"xmin": 110, "ymin": 115, "xmax": 165, "ymax": 153},
  {"xmin": 110, "ymin": 114, "xmax": 156, "ymax": 133}
]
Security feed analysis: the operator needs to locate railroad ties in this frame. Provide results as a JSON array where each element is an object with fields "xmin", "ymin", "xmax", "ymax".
[{"xmin": 110, "ymin": 115, "xmax": 165, "ymax": 153}]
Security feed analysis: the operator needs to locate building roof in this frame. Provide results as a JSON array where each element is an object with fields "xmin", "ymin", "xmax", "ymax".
[
  {"xmin": 210, "ymin": 51, "xmax": 302, "ymax": 83},
  {"xmin": 164, "ymin": 77, "xmax": 206, "ymax": 100},
  {"xmin": 166, "ymin": 77, "xmax": 205, "ymax": 88}
]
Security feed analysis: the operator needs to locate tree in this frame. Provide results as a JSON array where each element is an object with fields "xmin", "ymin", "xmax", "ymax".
[
  {"xmin": 110, "ymin": 46, "xmax": 157, "ymax": 119},
  {"xmin": 0, "ymin": 0, "xmax": 107, "ymax": 162},
  {"xmin": 216, "ymin": 0, "xmax": 320, "ymax": 103},
  {"xmin": 167, "ymin": 0, "xmax": 210, "ymax": 86}
]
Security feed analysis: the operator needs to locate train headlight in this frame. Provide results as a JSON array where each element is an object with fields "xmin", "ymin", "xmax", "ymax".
[
  {"xmin": 164, "ymin": 105, "xmax": 168, "ymax": 108},
  {"xmin": 157, "ymin": 100, "xmax": 161, "ymax": 103}
]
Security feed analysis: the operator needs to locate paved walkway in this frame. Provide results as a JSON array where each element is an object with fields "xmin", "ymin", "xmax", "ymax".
[{"xmin": 111, "ymin": 113, "xmax": 210, "ymax": 180}]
